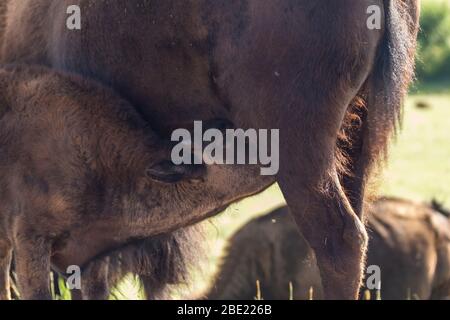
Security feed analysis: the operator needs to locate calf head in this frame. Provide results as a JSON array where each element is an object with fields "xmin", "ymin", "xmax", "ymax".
[{"xmin": 0, "ymin": 65, "xmax": 273, "ymax": 270}]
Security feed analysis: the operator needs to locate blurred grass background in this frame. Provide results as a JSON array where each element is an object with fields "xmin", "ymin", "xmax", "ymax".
[
  {"xmin": 61, "ymin": 0, "xmax": 450, "ymax": 300},
  {"xmin": 415, "ymin": 0, "xmax": 450, "ymax": 84}
]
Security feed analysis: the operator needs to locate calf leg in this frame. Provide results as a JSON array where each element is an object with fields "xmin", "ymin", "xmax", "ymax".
[
  {"xmin": 76, "ymin": 259, "xmax": 110, "ymax": 300},
  {"xmin": 141, "ymin": 275, "xmax": 169, "ymax": 300},
  {"xmin": 70, "ymin": 289, "xmax": 83, "ymax": 300},
  {"xmin": 82, "ymin": 262, "xmax": 110, "ymax": 300},
  {"xmin": 0, "ymin": 240, "xmax": 12, "ymax": 300},
  {"xmin": 14, "ymin": 230, "xmax": 52, "ymax": 300}
]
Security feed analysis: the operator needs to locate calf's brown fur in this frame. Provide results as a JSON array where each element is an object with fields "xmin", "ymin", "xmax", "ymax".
[
  {"xmin": 0, "ymin": 65, "xmax": 271, "ymax": 300},
  {"xmin": 68, "ymin": 226, "xmax": 202, "ymax": 300}
]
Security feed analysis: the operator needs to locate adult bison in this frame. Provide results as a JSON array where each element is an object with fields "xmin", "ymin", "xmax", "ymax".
[
  {"xmin": 205, "ymin": 198, "xmax": 450, "ymax": 300},
  {"xmin": 0, "ymin": 0, "xmax": 420, "ymax": 299}
]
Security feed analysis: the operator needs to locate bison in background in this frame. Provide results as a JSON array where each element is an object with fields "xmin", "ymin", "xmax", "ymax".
[{"xmin": 204, "ymin": 198, "xmax": 450, "ymax": 300}]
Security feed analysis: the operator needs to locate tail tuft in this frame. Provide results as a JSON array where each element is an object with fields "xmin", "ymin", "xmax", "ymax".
[{"xmin": 370, "ymin": 0, "xmax": 418, "ymax": 161}]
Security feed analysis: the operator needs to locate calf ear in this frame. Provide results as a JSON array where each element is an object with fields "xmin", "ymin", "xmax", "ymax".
[{"xmin": 146, "ymin": 161, "xmax": 206, "ymax": 183}]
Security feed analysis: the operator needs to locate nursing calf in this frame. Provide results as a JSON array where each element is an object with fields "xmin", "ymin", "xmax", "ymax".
[
  {"xmin": 205, "ymin": 198, "xmax": 450, "ymax": 300},
  {"xmin": 0, "ymin": 65, "xmax": 272, "ymax": 300}
]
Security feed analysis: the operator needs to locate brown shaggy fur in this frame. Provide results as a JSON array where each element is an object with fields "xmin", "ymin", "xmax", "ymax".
[
  {"xmin": 11, "ymin": 208, "xmax": 203, "ymax": 300},
  {"xmin": 205, "ymin": 198, "xmax": 450, "ymax": 300},
  {"xmin": 0, "ymin": 65, "xmax": 271, "ymax": 300},
  {"xmin": 69, "ymin": 226, "xmax": 203, "ymax": 300},
  {"xmin": 0, "ymin": 0, "xmax": 420, "ymax": 298}
]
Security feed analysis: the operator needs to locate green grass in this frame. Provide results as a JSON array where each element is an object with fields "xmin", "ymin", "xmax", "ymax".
[
  {"xmin": 381, "ymin": 93, "xmax": 450, "ymax": 204},
  {"xmin": 411, "ymin": 79, "xmax": 450, "ymax": 94}
]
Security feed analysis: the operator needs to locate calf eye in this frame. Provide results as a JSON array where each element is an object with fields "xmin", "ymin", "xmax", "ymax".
[{"xmin": 146, "ymin": 161, "xmax": 205, "ymax": 183}]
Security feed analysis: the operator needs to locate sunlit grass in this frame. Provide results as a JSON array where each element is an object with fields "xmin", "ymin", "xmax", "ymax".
[{"xmin": 381, "ymin": 94, "xmax": 450, "ymax": 203}]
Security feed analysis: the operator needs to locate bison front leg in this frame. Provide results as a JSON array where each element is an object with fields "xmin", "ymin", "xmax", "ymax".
[
  {"xmin": 14, "ymin": 230, "xmax": 52, "ymax": 300},
  {"xmin": 0, "ymin": 240, "xmax": 13, "ymax": 300}
]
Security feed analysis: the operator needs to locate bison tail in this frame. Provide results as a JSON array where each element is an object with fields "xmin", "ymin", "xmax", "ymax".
[
  {"xmin": 367, "ymin": 0, "xmax": 418, "ymax": 161},
  {"xmin": 337, "ymin": 0, "xmax": 419, "ymax": 214}
]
